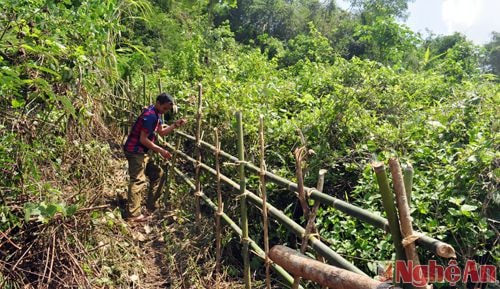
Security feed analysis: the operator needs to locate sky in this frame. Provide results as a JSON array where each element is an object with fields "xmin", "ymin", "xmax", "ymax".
[
  {"xmin": 404, "ymin": 0, "xmax": 500, "ymax": 44},
  {"xmin": 337, "ymin": 0, "xmax": 500, "ymax": 45}
]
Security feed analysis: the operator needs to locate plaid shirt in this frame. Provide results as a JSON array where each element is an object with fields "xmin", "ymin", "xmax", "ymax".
[{"xmin": 124, "ymin": 105, "xmax": 163, "ymax": 153}]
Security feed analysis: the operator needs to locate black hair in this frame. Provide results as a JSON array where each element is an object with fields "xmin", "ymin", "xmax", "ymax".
[{"xmin": 156, "ymin": 92, "xmax": 174, "ymax": 104}]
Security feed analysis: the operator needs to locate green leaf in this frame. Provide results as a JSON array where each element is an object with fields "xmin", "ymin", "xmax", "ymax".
[
  {"xmin": 27, "ymin": 63, "xmax": 61, "ymax": 78},
  {"xmin": 424, "ymin": 47, "xmax": 430, "ymax": 64},
  {"xmin": 460, "ymin": 204, "xmax": 477, "ymax": 212},
  {"xmin": 59, "ymin": 95, "xmax": 76, "ymax": 116},
  {"xmin": 45, "ymin": 204, "xmax": 58, "ymax": 217},
  {"xmin": 448, "ymin": 197, "xmax": 464, "ymax": 206},
  {"xmin": 11, "ymin": 98, "xmax": 25, "ymax": 108},
  {"xmin": 66, "ymin": 205, "xmax": 78, "ymax": 216}
]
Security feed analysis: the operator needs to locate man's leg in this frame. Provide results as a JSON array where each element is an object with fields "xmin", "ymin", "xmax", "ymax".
[
  {"xmin": 125, "ymin": 152, "xmax": 148, "ymax": 217},
  {"xmin": 145, "ymin": 158, "xmax": 164, "ymax": 212}
]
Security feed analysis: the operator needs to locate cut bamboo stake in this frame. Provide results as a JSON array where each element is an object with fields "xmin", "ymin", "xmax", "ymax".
[
  {"xmin": 292, "ymin": 147, "xmax": 309, "ymax": 289},
  {"xmin": 142, "ymin": 74, "xmax": 146, "ymax": 106},
  {"xmin": 372, "ymin": 162, "xmax": 405, "ymax": 262},
  {"xmin": 194, "ymin": 83, "xmax": 203, "ymax": 225},
  {"xmin": 157, "ymin": 76, "xmax": 165, "ymax": 123},
  {"xmin": 313, "ymin": 169, "xmax": 328, "ymax": 289},
  {"xmin": 236, "ymin": 111, "xmax": 251, "ymax": 289},
  {"xmin": 270, "ymin": 245, "xmax": 400, "ymax": 289},
  {"xmin": 172, "ymin": 167, "xmax": 303, "ymax": 289},
  {"xmin": 294, "ymin": 147, "xmax": 310, "ymax": 219},
  {"xmin": 165, "ymin": 142, "xmax": 366, "ymax": 276},
  {"xmin": 173, "ymin": 131, "xmax": 456, "ymax": 258},
  {"xmin": 389, "ymin": 158, "xmax": 426, "ymax": 289},
  {"xmin": 403, "ymin": 163, "xmax": 414, "ymax": 208},
  {"xmin": 163, "ymin": 137, "xmax": 181, "ymax": 208},
  {"xmin": 259, "ymin": 116, "xmax": 271, "ymax": 289},
  {"xmin": 214, "ymin": 128, "xmax": 223, "ymax": 277}
]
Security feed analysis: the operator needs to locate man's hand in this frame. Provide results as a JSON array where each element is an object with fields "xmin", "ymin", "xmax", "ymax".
[
  {"xmin": 174, "ymin": 118, "xmax": 187, "ymax": 128},
  {"xmin": 159, "ymin": 149, "xmax": 172, "ymax": 160}
]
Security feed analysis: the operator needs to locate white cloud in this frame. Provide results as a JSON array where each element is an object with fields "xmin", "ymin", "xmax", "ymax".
[
  {"xmin": 440, "ymin": 0, "xmax": 500, "ymax": 43},
  {"xmin": 441, "ymin": 0, "xmax": 483, "ymax": 33}
]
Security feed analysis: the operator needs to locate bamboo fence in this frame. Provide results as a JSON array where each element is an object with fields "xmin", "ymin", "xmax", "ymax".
[{"xmin": 146, "ymin": 99, "xmax": 456, "ymax": 287}]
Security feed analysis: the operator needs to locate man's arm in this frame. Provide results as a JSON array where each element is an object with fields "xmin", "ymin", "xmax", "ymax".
[
  {"xmin": 158, "ymin": 118, "xmax": 187, "ymax": 136},
  {"xmin": 139, "ymin": 130, "xmax": 171, "ymax": 159}
]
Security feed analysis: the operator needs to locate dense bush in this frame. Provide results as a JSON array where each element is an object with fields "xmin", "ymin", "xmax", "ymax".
[{"xmin": 1, "ymin": 0, "xmax": 498, "ymax": 287}]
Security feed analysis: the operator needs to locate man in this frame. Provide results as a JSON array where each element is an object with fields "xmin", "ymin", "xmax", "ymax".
[{"xmin": 123, "ymin": 92, "xmax": 186, "ymax": 222}]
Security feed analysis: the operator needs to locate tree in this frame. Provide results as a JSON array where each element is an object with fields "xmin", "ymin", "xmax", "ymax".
[
  {"xmin": 349, "ymin": 0, "xmax": 414, "ymax": 21},
  {"xmin": 349, "ymin": 16, "xmax": 419, "ymax": 66},
  {"xmin": 484, "ymin": 32, "xmax": 500, "ymax": 77}
]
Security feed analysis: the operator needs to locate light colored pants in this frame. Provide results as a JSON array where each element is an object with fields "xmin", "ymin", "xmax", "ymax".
[{"xmin": 125, "ymin": 152, "xmax": 164, "ymax": 217}]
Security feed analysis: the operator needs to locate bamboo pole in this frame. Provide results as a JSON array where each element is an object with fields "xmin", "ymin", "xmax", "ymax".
[
  {"xmin": 162, "ymin": 137, "xmax": 181, "ymax": 208},
  {"xmin": 194, "ymin": 83, "xmax": 203, "ymax": 225},
  {"xmin": 403, "ymin": 163, "xmax": 414, "ymax": 208},
  {"xmin": 258, "ymin": 116, "xmax": 271, "ymax": 289},
  {"xmin": 292, "ymin": 170, "xmax": 327, "ymax": 289},
  {"xmin": 372, "ymin": 162, "xmax": 405, "ymax": 262},
  {"xmin": 158, "ymin": 76, "xmax": 164, "ymax": 123},
  {"xmin": 172, "ymin": 167, "xmax": 303, "ymax": 288},
  {"xmin": 173, "ymin": 131, "xmax": 455, "ymax": 257},
  {"xmin": 314, "ymin": 169, "xmax": 328, "ymax": 289},
  {"xmin": 164, "ymin": 142, "xmax": 366, "ymax": 276},
  {"xmin": 142, "ymin": 74, "xmax": 146, "ymax": 106},
  {"xmin": 292, "ymin": 147, "xmax": 309, "ymax": 289},
  {"xmin": 389, "ymin": 158, "xmax": 426, "ymax": 289},
  {"xmin": 270, "ymin": 245, "xmax": 401, "ymax": 289},
  {"xmin": 294, "ymin": 147, "xmax": 309, "ymax": 219},
  {"xmin": 214, "ymin": 128, "xmax": 222, "ymax": 277},
  {"xmin": 236, "ymin": 111, "xmax": 251, "ymax": 289}
]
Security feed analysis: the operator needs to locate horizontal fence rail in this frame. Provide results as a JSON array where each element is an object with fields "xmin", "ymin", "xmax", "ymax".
[
  {"xmin": 174, "ymin": 130, "xmax": 455, "ymax": 258},
  {"xmin": 164, "ymin": 141, "xmax": 367, "ymax": 276},
  {"xmin": 172, "ymin": 167, "xmax": 303, "ymax": 288}
]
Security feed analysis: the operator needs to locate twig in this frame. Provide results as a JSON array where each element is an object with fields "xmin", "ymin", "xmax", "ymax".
[
  {"xmin": 0, "ymin": 229, "xmax": 21, "ymax": 250},
  {"xmin": 76, "ymin": 204, "xmax": 110, "ymax": 213},
  {"xmin": 48, "ymin": 231, "xmax": 56, "ymax": 284}
]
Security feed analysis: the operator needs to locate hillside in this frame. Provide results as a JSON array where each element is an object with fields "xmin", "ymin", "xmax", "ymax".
[{"xmin": 1, "ymin": 0, "xmax": 498, "ymax": 288}]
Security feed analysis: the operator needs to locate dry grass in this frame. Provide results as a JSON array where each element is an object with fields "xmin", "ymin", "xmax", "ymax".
[{"xmin": 0, "ymin": 151, "xmax": 259, "ymax": 288}]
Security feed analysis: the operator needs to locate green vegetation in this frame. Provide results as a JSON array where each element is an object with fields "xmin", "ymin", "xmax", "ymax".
[{"xmin": 1, "ymin": 0, "xmax": 498, "ymax": 287}]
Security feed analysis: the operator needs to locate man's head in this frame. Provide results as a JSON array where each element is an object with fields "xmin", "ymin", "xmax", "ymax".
[{"xmin": 155, "ymin": 93, "xmax": 174, "ymax": 114}]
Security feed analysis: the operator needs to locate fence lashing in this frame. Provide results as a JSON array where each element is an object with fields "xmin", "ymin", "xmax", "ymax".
[
  {"xmin": 172, "ymin": 167, "xmax": 304, "ymax": 289},
  {"xmin": 163, "ymin": 140, "xmax": 367, "ymax": 276},
  {"xmin": 173, "ymin": 130, "xmax": 456, "ymax": 259}
]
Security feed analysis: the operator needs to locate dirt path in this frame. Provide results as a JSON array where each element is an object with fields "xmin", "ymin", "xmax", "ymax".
[{"xmin": 101, "ymin": 156, "xmax": 246, "ymax": 288}]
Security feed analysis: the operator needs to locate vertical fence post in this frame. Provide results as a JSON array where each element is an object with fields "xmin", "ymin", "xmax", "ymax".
[
  {"xmin": 126, "ymin": 76, "xmax": 133, "ymax": 136},
  {"xmin": 403, "ymin": 163, "xmax": 414, "ymax": 208},
  {"xmin": 314, "ymin": 169, "xmax": 328, "ymax": 289},
  {"xmin": 294, "ymin": 147, "xmax": 309, "ymax": 218},
  {"xmin": 158, "ymin": 76, "xmax": 165, "ymax": 123},
  {"xmin": 372, "ymin": 162, "xmax": 405, "ymax": 263},
  {"xmin": 163, "ymin": 137, "xmax": 181, "ymax": 208},
  {"xmin": 259, "ymin": 116, "xmax": 271, "ymax": 289},
  {"xmin": 214, "ymin": 128, "xmax": 223, "ymax": 279},
  {"xmin": 292, "ymin": 147, "xmax": 309, "ymax": 289},
  {"xmin": 236, "ymin": 111, "xmax": 251, "ymax": 289},
  {"xmin": 389, "ymin": 158, "xmax": 426, "ymax": 289},
  {"xmin": 142, "ymin": 74, "xmax": 147, "ymax": 106},
  {"xmin": 194, "ymin": 83, "xmax": 203, "ymax": 226}
]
